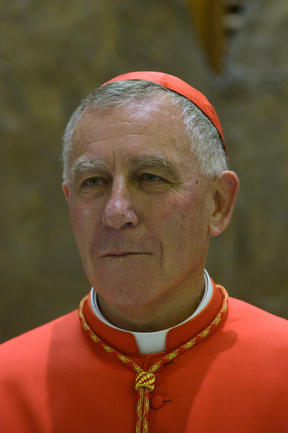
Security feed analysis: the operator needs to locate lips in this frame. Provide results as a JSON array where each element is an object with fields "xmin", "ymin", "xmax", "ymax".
[{"xmin": 101, "ymin": 250, "xmax": 145, "ymax": 257}]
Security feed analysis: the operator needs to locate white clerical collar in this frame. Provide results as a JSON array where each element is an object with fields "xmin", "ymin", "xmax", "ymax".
[{"xmin": 90, "ymin": 269, "xmax": 213, "ymax": 354}]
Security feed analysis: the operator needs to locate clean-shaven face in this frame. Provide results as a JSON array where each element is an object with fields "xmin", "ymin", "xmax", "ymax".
[{"xmin": 63, "ymin": 95, "xmax": 215, "ymax": 316}]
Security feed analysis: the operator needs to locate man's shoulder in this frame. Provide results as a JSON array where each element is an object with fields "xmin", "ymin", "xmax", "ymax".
[
  {"xmin": 226, "ymin": 294, "xmax": 288, "ymax": 345},
  {"xmin": 0, "ymin": 309, "xmax": 79, "ymax": 363},
  {"xmin": 228, "ymin": 295, "xmax": 287, "ymax": 324},
  {"xmin": 216, "ymin": 294, "xmax": 288, "ymax": 399}
]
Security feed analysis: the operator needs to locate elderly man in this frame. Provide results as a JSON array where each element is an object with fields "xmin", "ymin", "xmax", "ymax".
[{"xmin": 0, "ymin": 71, "xmax": 287, "ymax": 433}]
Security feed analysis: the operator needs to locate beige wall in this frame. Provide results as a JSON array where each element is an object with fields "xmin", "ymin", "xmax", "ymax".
[{"xmin": 1, "ymin": 0, "xmax": 287, "ymax": 342}]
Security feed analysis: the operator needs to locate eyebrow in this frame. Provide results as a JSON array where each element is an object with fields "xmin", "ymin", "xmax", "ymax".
[
  {"xmin": 127, "ymin": 154, "xmax": 179, "ymax": 177},
  {"xmin": 71, "ymin": 158, "xmax": 109, "ymax": 180}
]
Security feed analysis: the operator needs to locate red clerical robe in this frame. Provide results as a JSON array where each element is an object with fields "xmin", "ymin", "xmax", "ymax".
[{"xmin": 0, "ymin": 283, "xmax": 287, "ymax": 433}]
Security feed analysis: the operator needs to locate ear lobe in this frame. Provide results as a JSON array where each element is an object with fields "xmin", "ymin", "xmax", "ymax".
[
  {"xmin": 62, "ymin": 182, "xmax": 70, "ymax": 201},
  {"xmin": 209, "ymin": 171, "xmax": 239, "ymax": 237}
]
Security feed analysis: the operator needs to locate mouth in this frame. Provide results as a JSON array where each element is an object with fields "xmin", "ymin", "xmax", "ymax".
[{"xmin": 101, "ymin": 251, "xmax": 146, "ymax": 257}]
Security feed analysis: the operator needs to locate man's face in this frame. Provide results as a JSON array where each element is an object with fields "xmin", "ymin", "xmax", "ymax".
[{"xmin": 63, "ymin": 95, "xmax": 216, "ymax": 315}]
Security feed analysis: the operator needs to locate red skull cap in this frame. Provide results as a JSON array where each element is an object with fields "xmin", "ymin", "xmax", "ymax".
[{"xmin": 103, "ymin": 71, "xmax": 227, "ymax": 156}]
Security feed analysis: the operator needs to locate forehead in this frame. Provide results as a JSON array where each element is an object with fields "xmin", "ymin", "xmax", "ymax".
[{"xmin": 70, "ymin": 95, "xmax": 194, "ymax": 167}]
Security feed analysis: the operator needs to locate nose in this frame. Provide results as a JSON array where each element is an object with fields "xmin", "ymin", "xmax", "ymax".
[{"xmin": 102, "ymin": 177, "xmax": 139, "ymax": 230}]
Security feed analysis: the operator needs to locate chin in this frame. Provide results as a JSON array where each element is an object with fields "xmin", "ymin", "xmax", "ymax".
[{"xmin": 94, "ymin": 279, "xmax": 159, "ymax": 307}]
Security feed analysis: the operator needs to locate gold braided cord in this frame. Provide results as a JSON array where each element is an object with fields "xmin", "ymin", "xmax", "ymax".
[
  {"xmin": 135, "ymin": 372, "xmax": 155, "ymax": 392},
  {"xmin": 78, "ymin": 286, "xmax": 228, "ymax": 433}
]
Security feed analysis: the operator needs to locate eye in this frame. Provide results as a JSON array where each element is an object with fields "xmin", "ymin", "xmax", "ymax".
[
  {"xmin": 140, "ymin": 173, "xmax": 166, "ymax": 183},
  {"xmin": 82, "ymin": 177, "xmax": 108, "ymax": 187}
]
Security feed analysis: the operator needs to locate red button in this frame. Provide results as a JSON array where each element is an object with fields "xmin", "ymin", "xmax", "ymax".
[{"xmin": 150, "ymin": 394, "xmax": 164, "ymax": 409}]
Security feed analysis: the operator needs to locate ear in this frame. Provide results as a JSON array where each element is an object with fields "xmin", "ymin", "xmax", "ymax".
[
  {"xmin": 209, "ymin": 171, "xmax": 239, "ymax": 237},
  {"xmin": 62, "ymin": 182, "xmax": 70, "ymax": 202}
]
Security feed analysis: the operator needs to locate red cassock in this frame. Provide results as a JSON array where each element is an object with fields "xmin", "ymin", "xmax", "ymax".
[{"xmin": 0, "ymin": 282, "xmax": 287, "ymax": 433}]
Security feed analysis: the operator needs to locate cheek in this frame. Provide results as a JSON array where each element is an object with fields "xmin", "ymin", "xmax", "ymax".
[
  {"xmin": 147, "ymin": 198, "xmax": 190, "ymax": 250},
  {"xmin": 150, "ymin": 191, "xmax": 197, "ymax": 225},
  {"xmin": 153, "ymin": 193, "xmax": 210, "ymax": 243},
  {"xmin": 68, "ymin": 202, "xmax": 99, "ymax": 239}
]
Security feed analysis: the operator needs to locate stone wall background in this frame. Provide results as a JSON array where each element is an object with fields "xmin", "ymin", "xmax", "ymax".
[{"xmin": 1, "ymin": 0, "xmax": 287, "ymax": 342}]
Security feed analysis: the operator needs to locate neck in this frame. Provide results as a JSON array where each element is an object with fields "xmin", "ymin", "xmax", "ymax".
[{"xmin": 97, "ymin": 272, "xmax": 206, "ymax": 332}]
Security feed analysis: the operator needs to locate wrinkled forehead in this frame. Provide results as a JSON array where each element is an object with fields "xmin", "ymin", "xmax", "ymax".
[
  {"xmin": 66, "ymin": 95, "xmax": 198, "ymax": 182},
  {"xmin": 71, "ymin": 93, "xmax": 189, "ymax": 153}
]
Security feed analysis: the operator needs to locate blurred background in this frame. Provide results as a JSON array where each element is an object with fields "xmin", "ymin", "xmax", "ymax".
[{"xmin": 1, "ymin": 0, "xmax": 287, "ymax": 342}]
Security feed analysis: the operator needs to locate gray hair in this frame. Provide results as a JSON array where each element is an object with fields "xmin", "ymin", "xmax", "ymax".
[{"xmin": 62, "ymin": 81, "xmax": 228, "ymax": 181}]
